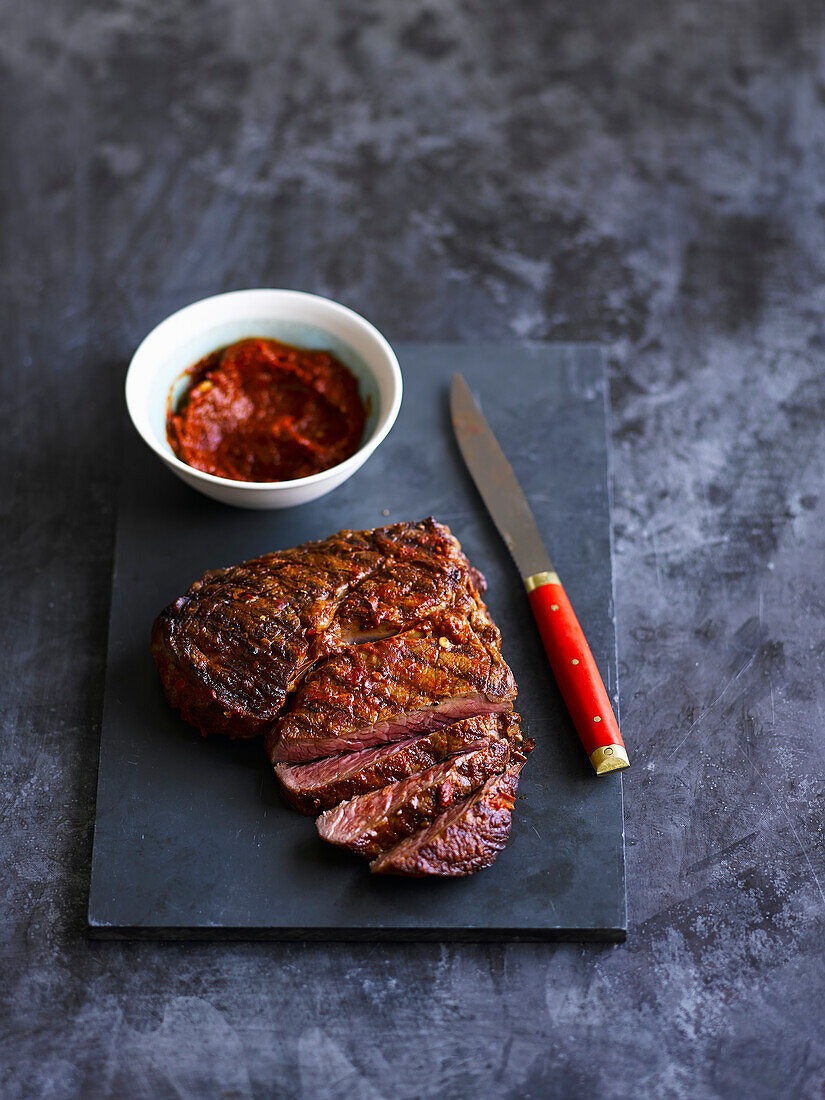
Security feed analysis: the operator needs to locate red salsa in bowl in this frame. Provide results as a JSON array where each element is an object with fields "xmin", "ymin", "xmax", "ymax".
[{"xmin": 166, "ymin": 337, "xmax": 367, "ymax": 482}]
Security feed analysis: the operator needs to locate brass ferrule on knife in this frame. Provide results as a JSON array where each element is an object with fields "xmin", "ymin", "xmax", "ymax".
[
  {"xmin": 590, "ymin": 745, "xmax": 630, "ymax": 774},
  {"xmin": 524, "ymin": 570, "xmax": 560, "ymax": 592}
]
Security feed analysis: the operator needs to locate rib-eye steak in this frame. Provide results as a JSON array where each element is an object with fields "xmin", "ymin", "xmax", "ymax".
[{"xmin": 151, "ymin": 518, "xmax": 528, "ymax": 878}]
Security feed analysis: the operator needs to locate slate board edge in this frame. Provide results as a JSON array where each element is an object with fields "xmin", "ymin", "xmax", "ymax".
[
  {"xmin": 602, "ymin": 348, "xmax": 629, "ymax": 937},
  {"xmin": 86, "ymin": 920, "xmax": 626, "ymax": 943}
]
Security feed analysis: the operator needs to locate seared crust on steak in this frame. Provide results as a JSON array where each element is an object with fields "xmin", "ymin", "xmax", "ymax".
[
  {"xmin": 267, "ymin": 594, "xmax": 516, "ymax": 762},
  {"xmin": 151, "ymin": 519, "xmax": 486, "ymax": 738}
]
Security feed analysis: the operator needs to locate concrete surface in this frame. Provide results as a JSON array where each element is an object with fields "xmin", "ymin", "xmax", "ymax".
[{"xmin": 2, "ymin": 1, "xmax": 824, "ymax": 1097}]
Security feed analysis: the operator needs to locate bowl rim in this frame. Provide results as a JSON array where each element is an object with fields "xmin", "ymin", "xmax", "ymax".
[{"xmin": 125, "ymin": 288, "xmax": 403, "ymax": 492}]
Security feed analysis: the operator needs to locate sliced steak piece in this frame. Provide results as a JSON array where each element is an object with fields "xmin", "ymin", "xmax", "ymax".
[
  {"xmin": 316, "ymin": 738, "xmax": 510, "ymax": 858},
  {"xmin": 151, "ymin": 518, "xmax": 484, "ymax": 738},
  {"xmin": 274, "ymin": 713, "xmax": 519, "ymax": 815},
  {"xmin": 268, "ymin": 601, "xmax": 517, "ymax": 762},
  {"xmin": 369, "ymin": 755, "xmax": 528, "ymax": 877}
]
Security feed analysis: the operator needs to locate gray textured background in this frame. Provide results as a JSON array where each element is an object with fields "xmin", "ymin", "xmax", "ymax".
[{"xmin": 2, "ymin": 2, "xmax": 824, "ymax": 1098}]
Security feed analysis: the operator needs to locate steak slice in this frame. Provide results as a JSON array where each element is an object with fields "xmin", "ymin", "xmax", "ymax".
[
  {"xmin": 316, "ymin": 738, "xmax": 510, "ymax": 858},
  {"xmin": 151, "ymin": 518, "xmax": 484, "ymax": 738},
  {"xmin": 274, "ymin": 713, "xmax": 519, "ymax": 815},
  {"xmin": 268, "ymin": 598, "xmax": 517, "ymax": 762},
  {"xmin": 369, "ymin": 755, "xmax": 528, "ymax": 877}
]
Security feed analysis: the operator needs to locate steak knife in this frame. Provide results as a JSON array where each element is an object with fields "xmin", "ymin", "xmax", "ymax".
[{"xmin": 450, "ymin": 373, "xmax": 629, "ymax": 775}]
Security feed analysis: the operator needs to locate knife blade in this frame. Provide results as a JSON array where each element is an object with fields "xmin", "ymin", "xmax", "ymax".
[{"xmin": 450, "ymin": 373, "xmax": 629, "ymax": 775}]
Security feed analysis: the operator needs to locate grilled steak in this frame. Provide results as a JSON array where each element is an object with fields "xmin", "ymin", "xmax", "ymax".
[
  {"xmin": 151, "ymin": 518, "xmax": 485, "ymax": 738},
  {"xmin": 316, "ymin": 738, "xmax": 510, "ymax": 858},
  {"xmin": 274, "ymin": 713, "xmax": 519, "ymax": 815},
  {"xmin": 267, "ymin": 595, "xmax": 516, "ymax": 762},
  {"xmin": 369, "ymin": 755, "xmax": 528, "ymax": 877},
  {"xmin": 152, "ymin": 516, "xmax": 530, "ymax": 879}
]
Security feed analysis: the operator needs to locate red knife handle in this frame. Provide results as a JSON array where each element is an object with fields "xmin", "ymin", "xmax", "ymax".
[{"xmin": 526, "ymin": 573, "xmax": 629, "ymax": 774}]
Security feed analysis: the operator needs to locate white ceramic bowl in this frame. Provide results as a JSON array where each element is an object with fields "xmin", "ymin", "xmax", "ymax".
[{"xmin": 125, "ymin": 289, "xmax": 402, "ymax": 509}]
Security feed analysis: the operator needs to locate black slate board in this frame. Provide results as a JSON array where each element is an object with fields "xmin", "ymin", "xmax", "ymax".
[{"xmin": 88, "ymin": 344, "xmax": 626, "ymax": 941}]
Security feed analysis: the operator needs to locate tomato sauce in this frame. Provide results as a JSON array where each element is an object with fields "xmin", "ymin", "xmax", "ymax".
[{"xmin": 167, "ymin": 338, "xmax": 367, "ymax": 482}]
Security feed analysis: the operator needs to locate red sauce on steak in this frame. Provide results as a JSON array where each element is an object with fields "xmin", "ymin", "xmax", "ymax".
[{"xmin": 167, "ymin": 337, "xmax": 366, "ymax": 482}]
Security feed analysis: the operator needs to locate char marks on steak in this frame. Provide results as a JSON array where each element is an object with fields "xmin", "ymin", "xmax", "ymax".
[
  {"xmin": 369, "ymin": 753, "xmax": 529, "ymax": 877},
  {"xmin": 151, "ymin": 519, "xmax": 486, "ymax": 738},
  {"xmin": 316, "ymin": 738, "xmax": 510, "ymax": 858},
  {"xmin": 274, "ymin": 713, "xmax": 520, "ymax": 815},
  {"xmin": 267, "ymin": 592, "xmax": 516, "ymax": 762}
]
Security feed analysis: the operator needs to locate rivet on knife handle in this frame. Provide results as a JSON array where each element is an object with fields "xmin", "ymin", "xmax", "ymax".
[{"xmin": 524, "ymin": 571, "xmax": 629, "ymax": 775}]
